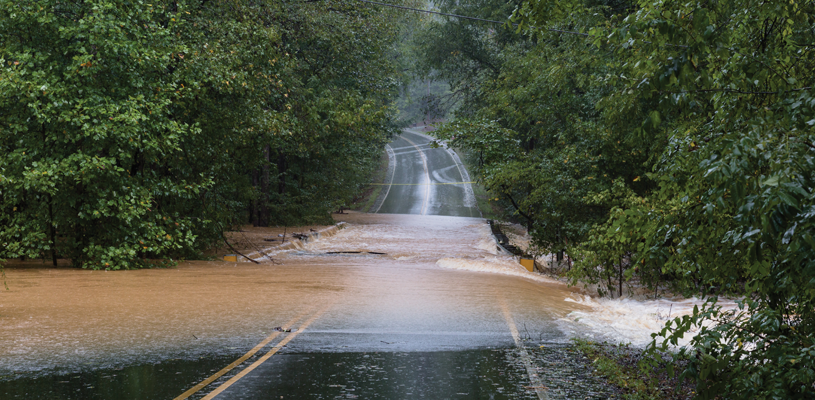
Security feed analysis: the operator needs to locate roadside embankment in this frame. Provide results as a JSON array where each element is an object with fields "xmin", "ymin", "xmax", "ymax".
[
  {"xmin": 207, "ymin": 222, "xmax": 347, "ymax": 262},
  {"xmin": 572, "ymin": 339, "xmax": 694, "ymax": 400},
  {"xmin": 487, "ymin": 220, "xmax": 738, "ymax": 349}
]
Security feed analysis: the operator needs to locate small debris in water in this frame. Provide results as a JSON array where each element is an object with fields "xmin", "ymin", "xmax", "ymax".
[
  {"xmin": 274, "ymin": 327, "xmax": 292, "ymax": 332},
  {"xmin": 324, "ymin": 251, "xmax": 387, "ymax": 255}
]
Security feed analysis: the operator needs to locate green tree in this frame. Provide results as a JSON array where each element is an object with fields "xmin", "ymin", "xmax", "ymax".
[
  {"xmin": 1, "ymin": 0, "xmax": 412, "ymax": 269},
  {"xmin": 425, "ymin": 0, "xmax": 654, "ymax": 264},
  {"xmin": 428, "ymin": 0, "xmax": 815, "ymax": 393},
  {"xmin": 515, "ymin": 0, "xmax": 815, "ymax": 396},
  {"xmin": 1, "ymin": 0, "xmax": 207, "ymax": 269}
]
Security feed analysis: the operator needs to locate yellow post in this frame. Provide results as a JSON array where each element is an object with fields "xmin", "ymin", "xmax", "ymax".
[
  {"xmin": 223, "ymin": 254, "xmax": 238, "ymax": 262},
  {"xmin": 519, "ymin": 258, "xmax": 535, "ymax": 272}
]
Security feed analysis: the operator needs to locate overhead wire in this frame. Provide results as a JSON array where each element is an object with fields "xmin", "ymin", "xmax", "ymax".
[{"xmin": 353, "ymin": 0, "xmax": 590, "ymax": 37}]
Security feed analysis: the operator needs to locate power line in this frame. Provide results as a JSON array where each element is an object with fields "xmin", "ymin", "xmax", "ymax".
[
  {"xmin": 354, "ymin": 0, "xmax": 590, "ymax": 37},
  {"xmin": 356, "ymin": 0, "xmax": 511, "ymax": 25}
]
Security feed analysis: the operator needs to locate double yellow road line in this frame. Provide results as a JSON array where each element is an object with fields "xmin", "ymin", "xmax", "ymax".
[
  {"xmin": 174, "ymin": 304, "xmax": 331, "ymax": 400},
  {"xmin": 174, "ymin": 296, "xmax": 546, "ymax": 399}
]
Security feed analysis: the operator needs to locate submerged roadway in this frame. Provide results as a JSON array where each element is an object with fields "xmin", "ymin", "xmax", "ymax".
[{"xmin": 0, "ymin": 129, "xmax": 607, "ymax": 399}]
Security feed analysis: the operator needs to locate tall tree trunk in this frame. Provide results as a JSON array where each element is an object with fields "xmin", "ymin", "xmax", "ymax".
[
  {"xmin": 258, "ymin": 145, "xmax": 271, "ymax": 227},
  {"xmin": 49, "ymin": 195, "xmax": 57, "ymax": 267},
  {"xmin": 607, "ymin": 266, "xmax": 614, "ymax": 297},
  {"xmin": 251, "ymin": 169, "xmax": 259, "ymax": 226},
  {"xmin": 43, "ymin": 124, "xmax": 57, "ymax": 267},
  {"xmin": 277, "ymin": 149, "xmax": 286, "ymax": 195}
]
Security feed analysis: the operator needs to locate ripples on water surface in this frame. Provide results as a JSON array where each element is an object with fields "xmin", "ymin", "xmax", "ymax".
[{"xmin": 0, "ymin": 212, "xmax": 719, "ymax": 398}]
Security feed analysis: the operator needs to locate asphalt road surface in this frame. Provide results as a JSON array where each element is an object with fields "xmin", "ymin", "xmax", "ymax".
[{"xmin": 375, "ymin": 129, "xmax": 481, "ymax": 217}]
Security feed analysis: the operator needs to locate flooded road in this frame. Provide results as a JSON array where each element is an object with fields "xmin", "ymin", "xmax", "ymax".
[
  {"xmin": 0, "ymin": 132, "xmax": 642, "ymax": 399},
  {"xmin": 0, "ymin": 213, "xmax": 608, "ymax": 399}
]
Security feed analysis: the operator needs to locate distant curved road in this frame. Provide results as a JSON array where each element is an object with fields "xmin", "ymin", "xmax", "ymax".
[{"xmin": 376, "ymin": 129, "xmax": 481, "ymax": 218}]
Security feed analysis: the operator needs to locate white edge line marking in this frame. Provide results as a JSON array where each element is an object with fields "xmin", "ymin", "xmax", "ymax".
[
  {"xmin": 445, "ymin": 146, "xmax": 481, "ymax": 217},
  {"xmin": 374, "ymin": 144, "xmax": 396, "ymax": 214},
  {"xmin": 499, "ymin": 297, "xmax": 550, "ymax": 400}
]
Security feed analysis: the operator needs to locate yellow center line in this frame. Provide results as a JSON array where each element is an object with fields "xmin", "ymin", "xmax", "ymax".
[
  {"xmin": 200, "ymin": 303, "xmax": 332, "ymax": 399},
  {"xmin": 173, "ymin": 307, "xmax": 316, "ymax": 400},
  {"xmin": 498, "ymin": 296, "xmax": 549, "ymax": 400}
]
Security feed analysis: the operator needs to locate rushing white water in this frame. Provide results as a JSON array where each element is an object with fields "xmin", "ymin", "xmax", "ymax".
[
  {"xmin": 308, "ymin": 213, "xmax": 729, "ymax": 348},
  {"xmin": 436, "ymin": 257, "xmax": 560, "ymax": 285},
  {"xmin": 562, "ymin": 295, "xmax": 739, "ymax": 347},
  {"xmin": 474, "ymin": 223, "xmax": 500, "ymax": 255},
  {"xmin": 1, "ymin": 212, "xmax": 734, "ymax": 379}
]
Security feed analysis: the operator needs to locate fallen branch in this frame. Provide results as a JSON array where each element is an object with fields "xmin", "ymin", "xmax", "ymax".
[
  {"xmin": 222, "ymin": 236, "xmax": 259, "ymax": 264},
  {"xmin": 239, "ymin": 230, "xmax": 277, "ymax": 264}
]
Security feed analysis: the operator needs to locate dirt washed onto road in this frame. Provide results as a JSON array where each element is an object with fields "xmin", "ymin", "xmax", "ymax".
[
  {"xmin": 0, "ymin": 259, "xmax": 326, "ymax": 378},
  {"xmin": 0, "ymin": 212, "xmax": 697, "ymax": 385}
]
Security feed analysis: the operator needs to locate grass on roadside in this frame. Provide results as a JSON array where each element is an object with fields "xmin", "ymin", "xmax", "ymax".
[
  {"xmin": 573, "ymin": 338, "xmax": 695, "ymax": 400},
  {"xmin": 352, "ymin": 149, "xmax": 390, "ymax": 212},
  {"xmin": 446, "ymin": 147, "xmax": 506, "ymax": 220},
  {"xmin": 471, "ymin": 179, "xmax": 505, "ymax": 221}
]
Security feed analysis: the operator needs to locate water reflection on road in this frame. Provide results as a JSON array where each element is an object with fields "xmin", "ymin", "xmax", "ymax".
[{"xmin": 1, "ymin": 213, "xmax": 597, "ymax": 399}]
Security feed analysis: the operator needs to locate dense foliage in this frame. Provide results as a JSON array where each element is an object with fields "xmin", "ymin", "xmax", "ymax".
[
  {"xmin": 421, "ymin": 0, "xmax": 656, "ymax": 265},
  {"xmin": 0, "ymin": 0, "xmax": 409, "ymax": 269},
  {"xmin": 419, "ymin": 0, "xmax": 815, "ymax": 397}
]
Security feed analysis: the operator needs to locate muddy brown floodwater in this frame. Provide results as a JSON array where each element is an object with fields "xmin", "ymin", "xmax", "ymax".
[{"xmin": 1, "ymin": 212, "xmax": 631, "ymax": 399}]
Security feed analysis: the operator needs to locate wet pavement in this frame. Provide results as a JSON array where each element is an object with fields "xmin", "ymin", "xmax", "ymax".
[
  {"xmin": 1, "ymin": 214, "xmax": 615, "ymax": 399},
  {"xmin": 1, "ymin": 348, "xmax": 619, "ymax": 400},
  {"xmin": 0, "ymin": 354, "xmax": 239, "ymax": 400},
  {"xmin": 0, "ymin": 132, "xmax": 622, "ymax": 399},
  {"xmin": 376, "ymin": 130, "xmax": 480, "ymax": 217},
  {"xmin": 211, "ymin": 350, "xmax": 539, "ymax": 400}
]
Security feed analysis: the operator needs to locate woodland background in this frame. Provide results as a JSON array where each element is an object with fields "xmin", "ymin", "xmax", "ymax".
[{"xmin": 2, "ymin": 0, "xmax": 814, "ymax": 397}]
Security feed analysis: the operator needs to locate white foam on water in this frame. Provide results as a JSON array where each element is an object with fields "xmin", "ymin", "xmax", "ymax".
[
  {"xmin": 435, "ymin": 257, "xmax": 560, "ymax": 284},
  {"xmin": 241, "ymin": 239, "xmax": 305, "ymax": 261},
  {"xmin": 563, "ymin": 295, "xmax": 739, "ymax": 347},
  {"xmin": 473, "ymin": 223, "xmax": 499, "ymax": 255}
]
